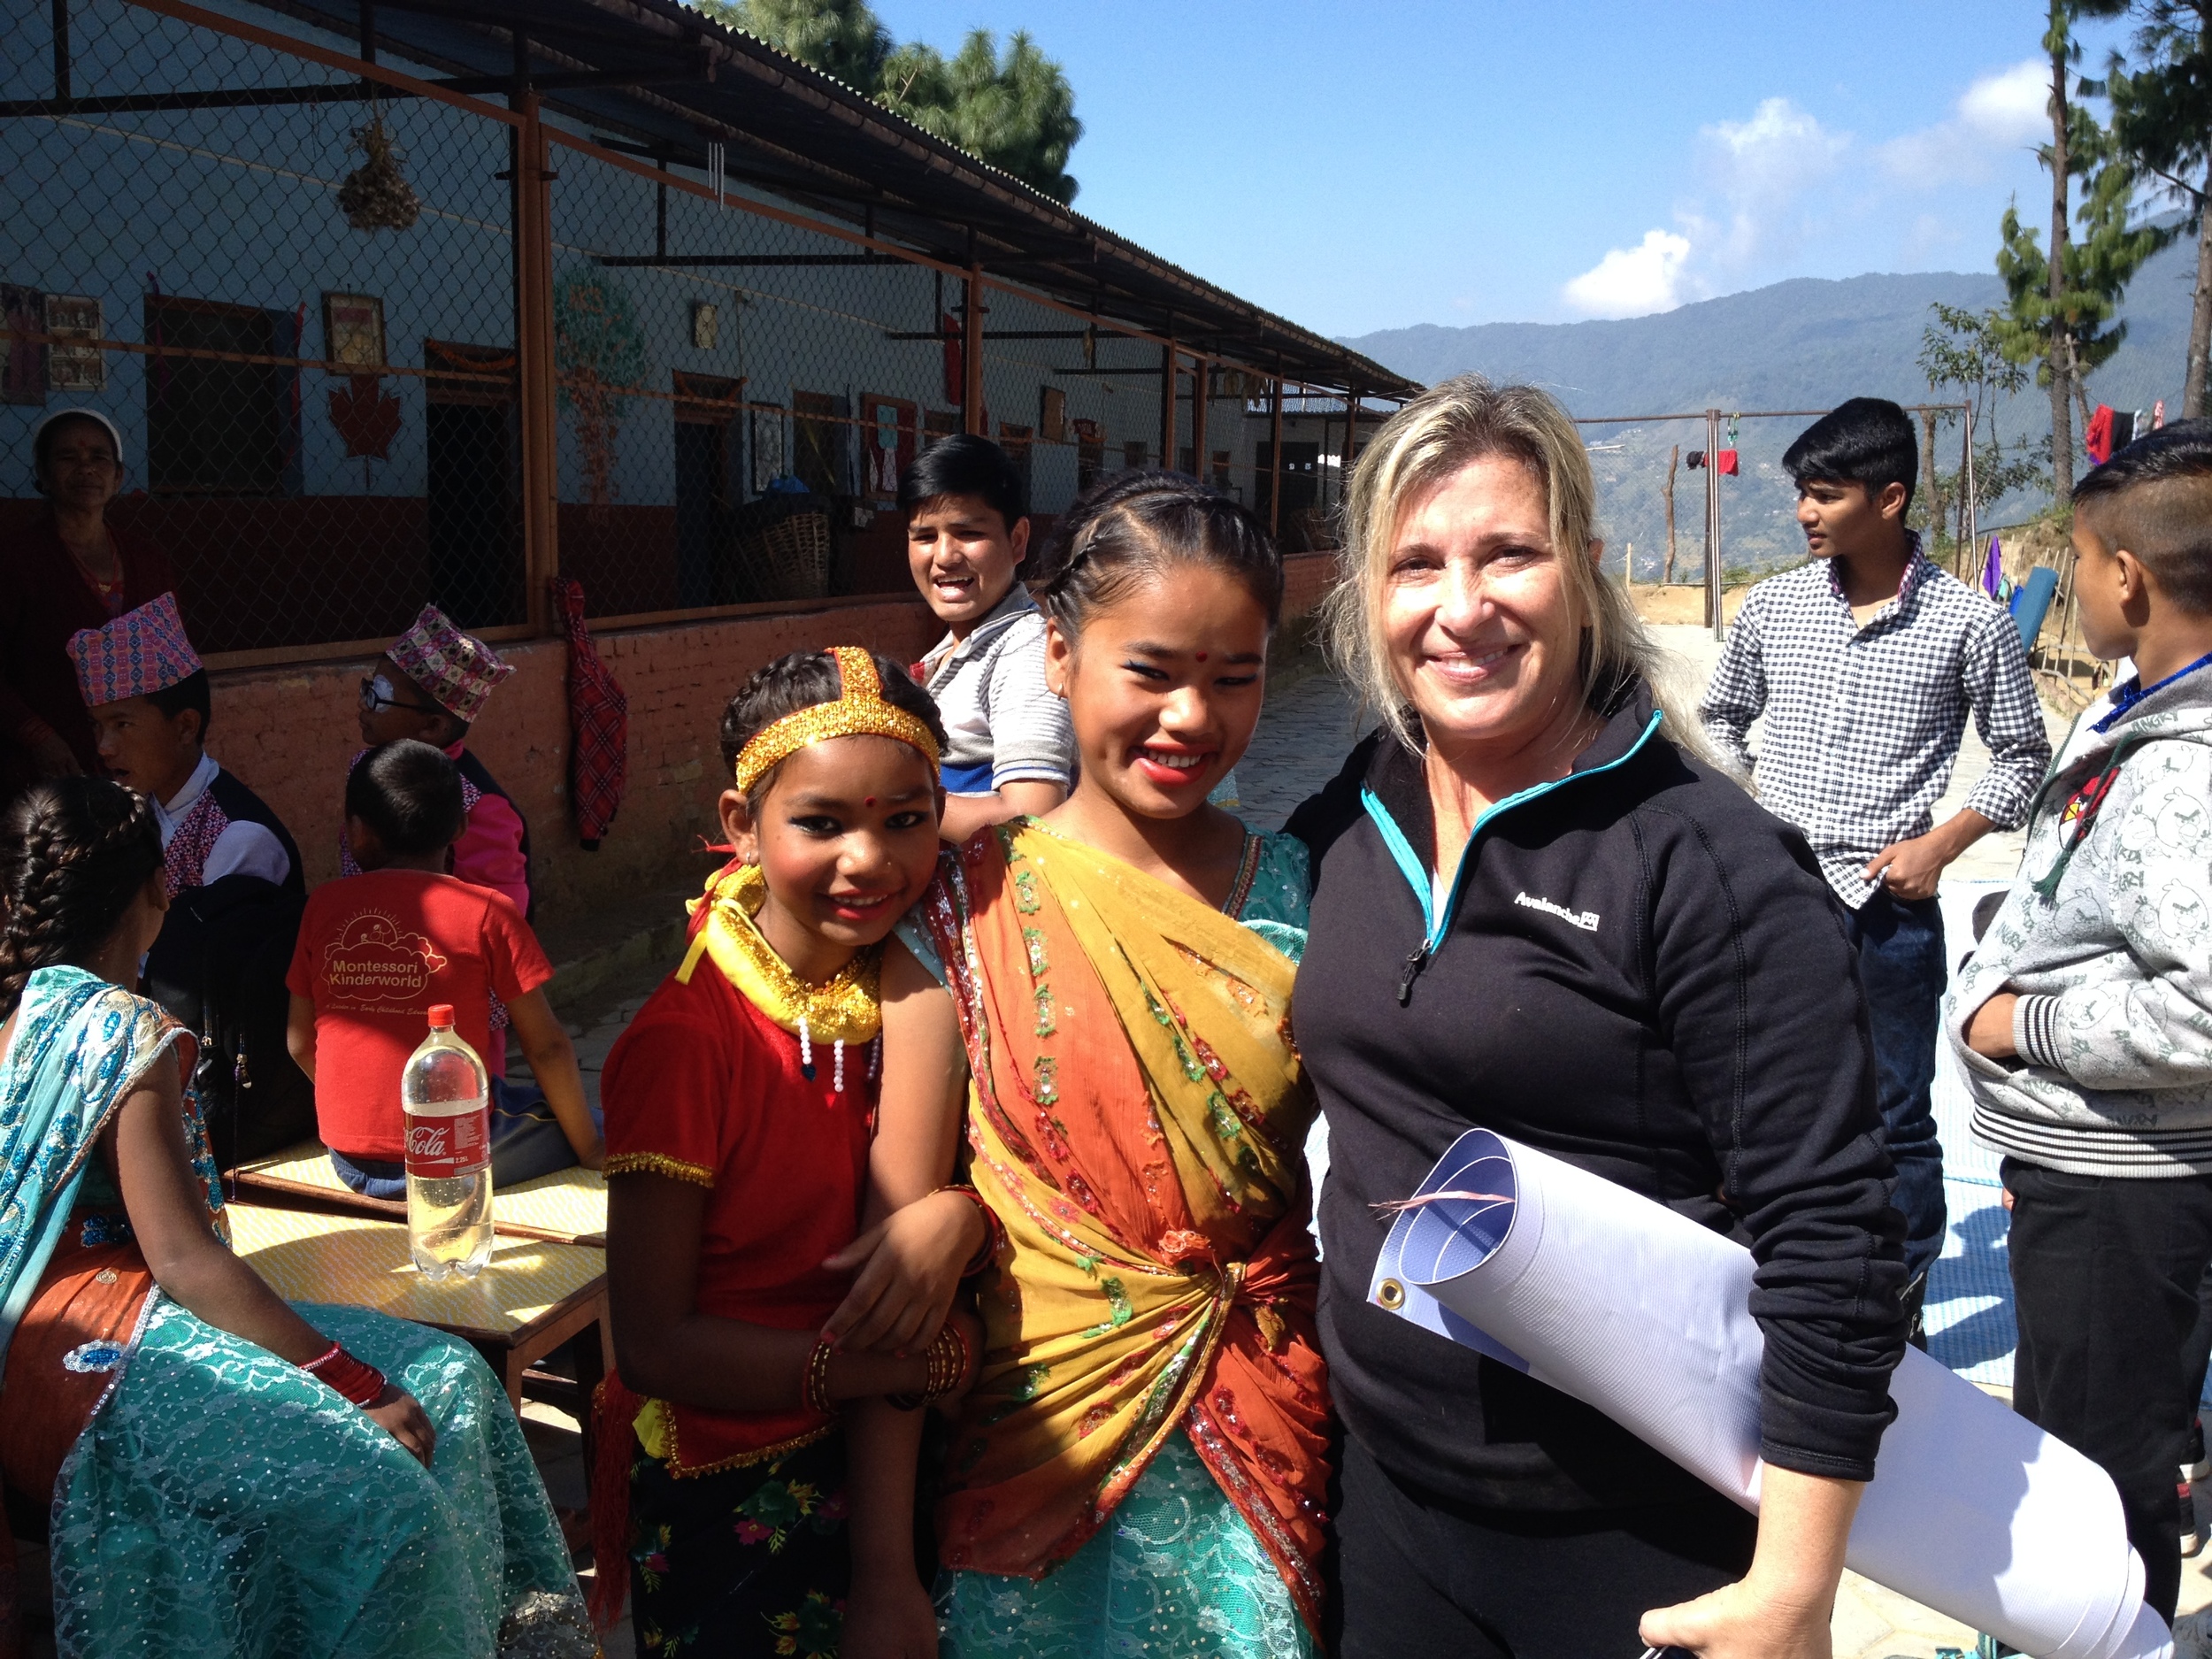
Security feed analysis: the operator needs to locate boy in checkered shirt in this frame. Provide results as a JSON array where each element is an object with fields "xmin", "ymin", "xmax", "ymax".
[{"xmin": 1701, "ymin": 398, "xmax": 2049, "ymax": 1334}]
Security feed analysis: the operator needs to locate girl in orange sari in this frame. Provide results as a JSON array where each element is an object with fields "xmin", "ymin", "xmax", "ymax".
[{"xmin": 896, "ymin": 473, "xmax": 1329, "ymax": 1656}]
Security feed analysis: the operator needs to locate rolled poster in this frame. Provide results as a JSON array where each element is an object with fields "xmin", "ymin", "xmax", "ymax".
[{"xmin": 1370, "ymin": 1129, "xmax": 2170, "ymax": 1659}]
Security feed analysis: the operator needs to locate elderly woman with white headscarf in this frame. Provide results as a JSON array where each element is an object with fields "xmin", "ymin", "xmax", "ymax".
[{"xmin": 1286, "ymin": 375, "xmax": 1909, "ymax": 1659}]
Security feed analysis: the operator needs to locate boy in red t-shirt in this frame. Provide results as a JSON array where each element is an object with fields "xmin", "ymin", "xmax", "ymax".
[{"xmin": 287, "ymin": 740, "xmax": 603, "ymax": 1198}]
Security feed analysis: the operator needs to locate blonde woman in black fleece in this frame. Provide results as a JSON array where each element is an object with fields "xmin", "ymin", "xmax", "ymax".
[{"xmin": 1287, "ymin": 375, "xmax": 1909, "ymax": 1659}]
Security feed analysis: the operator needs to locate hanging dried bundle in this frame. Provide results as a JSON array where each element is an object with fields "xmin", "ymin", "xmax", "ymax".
[{"xmin": 339, "ymin": 111, "xmax": 420, "ymax": 233}]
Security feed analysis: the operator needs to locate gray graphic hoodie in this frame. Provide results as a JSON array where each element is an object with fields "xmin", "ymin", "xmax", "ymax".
[{"xmin": 1947, "ymin": 659, "xmax": 2212, "ymax": 1177}]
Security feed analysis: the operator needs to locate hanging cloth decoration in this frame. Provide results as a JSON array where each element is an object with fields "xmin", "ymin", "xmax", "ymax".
[
  {"xmin": 2085, "ymin": 404, "xmax": 2116, "ymax": 467},
  {"xmin": 551, "ymin": 576, "xmax": 628, "ymax": 850},
  {"xmin": 1716, "ymin": 414, "xmax": 1740, "ymax": 475}
]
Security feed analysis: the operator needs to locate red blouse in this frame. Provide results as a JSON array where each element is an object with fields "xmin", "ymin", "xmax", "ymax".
[
  {"xmin": 0, "ymin": 512, "xmax": 176, "ymax": 775},
  {"xmin": 601, "ymin": 957, "xmax": 877, "ymax": 1471}
]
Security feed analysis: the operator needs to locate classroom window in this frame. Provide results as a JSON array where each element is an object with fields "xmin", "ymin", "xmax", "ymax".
[{"xmin": 144, "ymin": 294, "xmax": 296, "ymax": 496}]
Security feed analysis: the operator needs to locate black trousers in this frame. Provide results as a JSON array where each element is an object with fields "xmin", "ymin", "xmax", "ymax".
[
  {"xmin": 2004, "ymin": 1157, "xmax": 2212, "ymax": 1623},
  {"xmin": 1329, "ymin": 1432, "xmax": 1756, "ymax": 1659}
]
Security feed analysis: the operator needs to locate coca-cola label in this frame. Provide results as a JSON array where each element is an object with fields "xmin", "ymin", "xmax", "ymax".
[{"xmin": 404, "ymin": 1106, "xmax": 489, "ymax": 1179}]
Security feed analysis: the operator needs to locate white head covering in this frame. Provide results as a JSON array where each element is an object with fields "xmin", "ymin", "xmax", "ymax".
[{"xmin": 34, "ymin": 407, "xmax": 126, "ymax": 472}]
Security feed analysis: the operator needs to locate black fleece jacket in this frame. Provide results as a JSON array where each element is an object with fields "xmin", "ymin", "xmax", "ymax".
[{"xmin": 1289, "ymin": 685, "xmax": 1908, "ymax": 1513}]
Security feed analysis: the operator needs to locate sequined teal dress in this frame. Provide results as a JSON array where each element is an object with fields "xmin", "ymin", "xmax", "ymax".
[{"xmin": 0, "ymin": 966, "xmax": 588, "ymax": 1657}]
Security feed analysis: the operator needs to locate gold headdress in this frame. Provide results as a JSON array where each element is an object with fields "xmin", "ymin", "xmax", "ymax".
[{"xmin": 732, "ymin": 645, "xmax": 941, "ymax": 793}]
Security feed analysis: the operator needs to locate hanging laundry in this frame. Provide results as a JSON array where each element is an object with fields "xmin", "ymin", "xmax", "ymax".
[
  {"xmin": 2154, "ymin": 399, "xmax": 2167, "ymax": 430},
  {"xmin": 1983, "ymin": 536, "xmax": 2004, "ymax": 601},
  {"xmin": 2085, "ymin": 404, "xmax": 2116, "ymax": 466},
  {"xmin": 1686, "ymin": 450, "xmax": 1707, "ymax": 470},
  {"xmin": 1716, "ymin": 449, "xmax": 1740, "ymax": 475}
]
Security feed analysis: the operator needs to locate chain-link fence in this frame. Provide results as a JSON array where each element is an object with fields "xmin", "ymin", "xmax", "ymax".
[
  {"xmin": 1575, "ymin": 407, "xmax": 1974, "ymax": 624},
  {"xmin": 4, "ymin": 0, "xmax": 1384, "ymax": 662}
]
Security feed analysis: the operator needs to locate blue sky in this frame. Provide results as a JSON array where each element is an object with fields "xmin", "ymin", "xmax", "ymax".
[{"xmin": 871, "ymin": 1, "xmax": 2139, "ymax": 339}]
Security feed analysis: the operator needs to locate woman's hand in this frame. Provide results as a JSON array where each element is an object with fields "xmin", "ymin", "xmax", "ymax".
[
  {"xmin": 362, "ymin": 1382, "xmax": 437, "ymax": 1468},
  {"xmin": 1643, "ymin": 1467, "xmax": 1860, "ymax": 1659},
  {"xmin": 839, "ymin": 1565, "xmax": 939, "ymax": 1659},
  {"xmin": 820, "ymin": 1189, "xmax": 985, "ymax": 1356},
  {"xmin": 1639, "ymin": 1575, "xmax": 1833, "ymax": 1659}
]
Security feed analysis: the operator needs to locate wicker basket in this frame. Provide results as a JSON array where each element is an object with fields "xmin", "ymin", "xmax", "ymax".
[{"xmin": 735, "ymin": 508, "xmax": 830, "ymax": 600}]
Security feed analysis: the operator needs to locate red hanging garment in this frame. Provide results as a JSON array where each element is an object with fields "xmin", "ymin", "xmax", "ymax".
[
  {"xmin": 1716, "ymin": 449, "xmax": 1740, "ymax": 475},
  {"xmin": 551, "ymin": 576, "xmax": 628, "ymax": 850},
  {"xmin": 2085, "ymin": 404, "xmax": 2116, "ymax": 466}
]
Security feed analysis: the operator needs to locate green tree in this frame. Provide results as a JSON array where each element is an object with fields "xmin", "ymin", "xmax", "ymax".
[
  {"xmin": 1992, "ymin": 4, "xmax": 2170, "ymax": 496},
  {"xmin": 879, "ymin": 29, "xmax": 1082, "ymax": 204},
  {"xmin": 2078, "ymin": 1, "xmax": 2212, "ymax": 416},
  {"xmin": 704, "ymin": 0, "xmax": 892, "ymax": 94}
]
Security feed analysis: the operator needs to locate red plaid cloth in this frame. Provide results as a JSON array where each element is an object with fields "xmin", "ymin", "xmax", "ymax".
[{"xmin": 551, "ymin": 577, "xmax": 628, "ymax": 849}]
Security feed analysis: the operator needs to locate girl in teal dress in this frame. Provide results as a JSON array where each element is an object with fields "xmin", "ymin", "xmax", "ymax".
[{"xmin": 0, "ymin": 778, "xmax": 588, "ymax": 1658}]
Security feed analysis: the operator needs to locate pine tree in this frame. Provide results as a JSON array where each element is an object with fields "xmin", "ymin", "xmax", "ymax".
[
  {"xmin": 1992, "ymin": 4, "xmax": 2169, "ymax": 495},
  {"xmin": 879, "ymin": 30, "xmax": 1082, "ymax": 204},
  {"xmin": 2078, "ymin": 0, "xmax": 2212, "ymax": 416},
  {"xmin": 705, "ymin": 0, "xmax": 892, "ymax": 95}
]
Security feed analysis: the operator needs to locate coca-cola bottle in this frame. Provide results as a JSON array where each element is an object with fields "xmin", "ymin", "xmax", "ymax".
[{"xmin": 402, "ymin": 1003, "xmax": 493, "ymax": 1280}]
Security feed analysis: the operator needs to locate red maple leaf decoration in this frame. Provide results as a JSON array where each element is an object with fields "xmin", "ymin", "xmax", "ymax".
[{"xmin": 328, "ymin": 373, "xmax": 403, "ymax": 459}]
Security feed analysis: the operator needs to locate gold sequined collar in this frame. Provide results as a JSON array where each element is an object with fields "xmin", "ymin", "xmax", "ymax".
[{"xmin": 679, "ymin": 861, "xmax": 882, "ymax": 1044}]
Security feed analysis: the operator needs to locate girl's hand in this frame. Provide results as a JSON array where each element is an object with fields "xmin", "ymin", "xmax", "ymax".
[
  {"xmin": 362, "ymin": 1383, "xmax": 437, "ymax": 1468},
  {"xmin": 820, "ymin": 1189, "xmax": 985, "ymax": 1356},
  {"xmin": 1639, "ymin": 1576, "xmax": 1833, "ymax": 1659},
  {"xmin": 839, "ymin": 1566, "xmax": 939, "ymax": 1659}
]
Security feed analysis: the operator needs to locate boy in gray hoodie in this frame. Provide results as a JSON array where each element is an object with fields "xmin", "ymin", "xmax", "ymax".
[{"xmin": 1947, "ymin": 420, "xmax": 2212, "ymax": 1621}]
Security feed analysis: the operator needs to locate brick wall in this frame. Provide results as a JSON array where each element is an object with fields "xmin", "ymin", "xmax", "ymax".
[{"xmin": 206, "ymin": 549, "xmax": 1344, "ymax": 941}]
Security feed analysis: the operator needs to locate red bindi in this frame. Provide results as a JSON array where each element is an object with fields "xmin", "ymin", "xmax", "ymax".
[
  {"xmin": 1195, "ymin": 651, "xmax": 1208, "ymax": 662},
  {"xmin": 864, "ymin": 795, "xmax": 877, "ymax": 807}
]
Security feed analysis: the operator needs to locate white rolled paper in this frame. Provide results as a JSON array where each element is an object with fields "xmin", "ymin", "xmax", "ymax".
[{"xmin": 1370, "ymin": 1129, "xmax": 2171, "ymax": 1659}]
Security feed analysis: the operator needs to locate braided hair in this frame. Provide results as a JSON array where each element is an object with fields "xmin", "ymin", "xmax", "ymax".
[
  {"xmin": 0, "ymin": 777, "xmax": 162, "ymax": 1021},
  {"xmin": 1036, "ymin": 470, "xmax": 1282, "ymax": 637},
  {"xmin": 716, "ymin": 649, "xmax": 947, "ymax": 807}
]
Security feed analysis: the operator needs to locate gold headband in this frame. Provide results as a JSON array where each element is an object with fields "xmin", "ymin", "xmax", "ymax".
[{"xmin": 733, "ymin": 646, "xmax": 941, "ymax": 793}]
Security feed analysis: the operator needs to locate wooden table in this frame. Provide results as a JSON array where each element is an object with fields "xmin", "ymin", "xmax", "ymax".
[
  {"xmin": 230, "ymin": 1139, "xmax": 607, "ymax": 1248},
  {"xmin": 225, "ymin": 1202, "xmax": 610, "ymax": 1413}
]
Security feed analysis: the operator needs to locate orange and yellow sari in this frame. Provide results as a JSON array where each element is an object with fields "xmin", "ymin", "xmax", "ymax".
[{"xmin": 917, "ymin": 821, "xmax": 1329, "ymax": 1637}]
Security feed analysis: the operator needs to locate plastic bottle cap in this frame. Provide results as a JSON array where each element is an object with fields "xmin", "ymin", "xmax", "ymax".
[{"xmin": 426, "ymin": 1004, "xmax": 456, "ymax": 1029}]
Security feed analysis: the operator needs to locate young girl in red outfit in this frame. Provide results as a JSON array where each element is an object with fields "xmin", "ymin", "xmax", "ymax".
[{"xmin": 594, "ymin": 647, "xmax": 979, "ymax": 1659}]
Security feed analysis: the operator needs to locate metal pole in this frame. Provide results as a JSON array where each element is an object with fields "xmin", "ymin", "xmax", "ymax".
[
  {"xmin": 1344, "ymin": 386, "xmax": 1360, "ymax": 494},
  {"xmin": 1268, "ymin": 377, "xmax": 1284, "ymax": 540},
  {"xmin": 53, "ymin": 0, "xmax": 71, "ymax": 101},
  {"xmin": 1705, "ymin": 407, "xmax": 1723, "ymax": 640},
  {"xmin": 515, "ymin": 88, "xmax": 558, "ymax": 635},
  {"xmin": 1158, "ymin": 335, "xmax": 1176, "ymax": 471},
  {"xmin": 961, "ymin": 265, "xmax": 985, "ymax": 436},
  {"xmin": 1191, "ymin": 357, "xmax": 1210, "ymax": 483}
]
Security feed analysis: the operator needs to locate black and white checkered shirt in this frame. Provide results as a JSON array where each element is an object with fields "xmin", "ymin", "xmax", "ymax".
[{"xmin": 1699, "ymin": 540, "xmax": 2051, "ymax": 909}]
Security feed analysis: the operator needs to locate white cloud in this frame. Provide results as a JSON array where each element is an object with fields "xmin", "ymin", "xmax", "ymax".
[
  {"xmin": 1563, "ymin": 229, "xmax": 1694, "ymax": 319},
  {"xmin": 1700, "ymin": 97, "xmax": 1850, "ymax": 265},
  {"xmin": 1879, "ymin": 58, "xmax": 2049, "ymax": 186}
]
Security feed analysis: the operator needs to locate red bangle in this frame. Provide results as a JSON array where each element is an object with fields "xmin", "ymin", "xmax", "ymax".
[
  {"xmin": 938, "ymin": 1184, "xmax": 1002, "ymax": 1277},
  {"xmin": 303, "ymin": 1343, "xmax": 387, "ymax": 1408}
]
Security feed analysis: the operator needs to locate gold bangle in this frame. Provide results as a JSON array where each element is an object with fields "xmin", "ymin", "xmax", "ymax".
[{"xmin": 802, "ymin": 1333, "xmax": 838, "ymax": 1418}]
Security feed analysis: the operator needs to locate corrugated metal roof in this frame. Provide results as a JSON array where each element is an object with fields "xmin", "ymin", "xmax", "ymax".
[{"xmin": 273, "ymin": 0, "xmax": 1415, "ymax": 396}]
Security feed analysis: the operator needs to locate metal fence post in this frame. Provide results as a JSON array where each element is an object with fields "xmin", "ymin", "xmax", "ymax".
[
  {"xmin": 962, "ymin": 264, "xmax": 985, "ymax": 435},
  {"xmin": 1269, "ymin": 378, "xmax": 1283, "ymax": 539},
  {"xmin": 1190, "ymin": 356, "xmax": 1208, "ymax": 482},
  {"xmin": 516, "ymin": 89, "xmax": 557, "ymax": 634},
  {"xmin": 1705, "ymin": 406, "xmax": 1722, "ymax": 639},
  {"xmin": 1158, "ymin": 336, "xmax": 1176, "ymax": 471}
]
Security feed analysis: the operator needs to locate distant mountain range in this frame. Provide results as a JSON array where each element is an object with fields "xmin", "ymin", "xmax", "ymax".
[{"xmin": 1337, "ymin": 237, "xmax": 2204, "ymax": 579}]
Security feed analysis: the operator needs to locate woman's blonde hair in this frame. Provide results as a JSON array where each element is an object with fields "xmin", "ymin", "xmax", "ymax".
[{"xmin": 1320, "ymin": 373, "xmax": 1702, "ymax": 755}]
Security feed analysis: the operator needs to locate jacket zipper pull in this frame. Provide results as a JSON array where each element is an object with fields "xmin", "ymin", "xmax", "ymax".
[{"xmin": 1397, "ymin": 943, "xmax": 1431, "ymax": 1006}]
